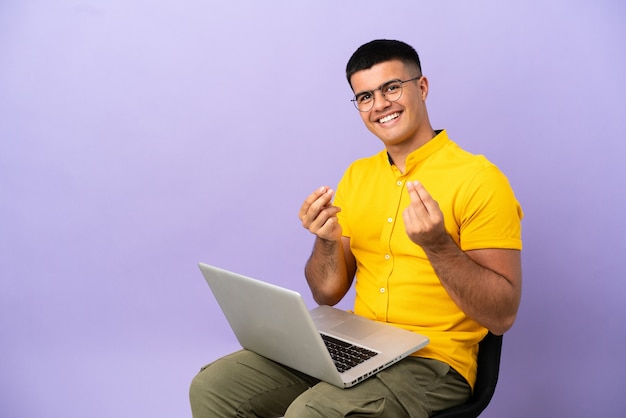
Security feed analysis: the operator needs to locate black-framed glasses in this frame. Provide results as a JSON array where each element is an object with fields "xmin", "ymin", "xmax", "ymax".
[{"xmin": 351, "ymin": 76, "xmax": 422, "ymax": 112}]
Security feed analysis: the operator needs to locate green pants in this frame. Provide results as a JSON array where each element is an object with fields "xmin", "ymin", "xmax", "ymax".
[{"xmin": 189, "ymin": 349, "xmax": 470, "ymax": 418}]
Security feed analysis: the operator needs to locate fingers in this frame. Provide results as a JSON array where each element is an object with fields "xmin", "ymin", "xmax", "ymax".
[
  {"xmin": 406, "ymin": 181, "xmax": 437, "ymax": 215},
  {"xmin": 299, "ymin": 186, "xmax": 342, "ymax": 240},
  {"xmin": 299, "ymin": 186, "xmax": 332, "ymax": 220},
  {"xmin": 404, "ymin": 181, "xmax": 445, "ymax": 246}
]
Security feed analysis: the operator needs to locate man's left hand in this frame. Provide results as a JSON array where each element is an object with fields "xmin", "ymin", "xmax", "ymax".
[{"xmin": 403, "ymin": 181, "xmax": 448, "ymax": 248}]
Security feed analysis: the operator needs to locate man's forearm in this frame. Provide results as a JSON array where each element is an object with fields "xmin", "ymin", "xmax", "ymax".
[
  {"xmin": 305, "ymin": 237, "xmax": 352, "ymax": 306},
  {"xmin": 423, "ymin": 235, "xmax": 522, "ymax": 335}
]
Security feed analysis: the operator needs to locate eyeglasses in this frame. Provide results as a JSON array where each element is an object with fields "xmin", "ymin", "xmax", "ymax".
[{"xmin": 351, "ymin": 76, "xmax": 422, "ymax": 112}]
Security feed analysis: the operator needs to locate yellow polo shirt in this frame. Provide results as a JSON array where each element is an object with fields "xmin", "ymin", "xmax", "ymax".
[{"xmin": 334, "ymin": 130, "xmax": 523, "ymax": 388}]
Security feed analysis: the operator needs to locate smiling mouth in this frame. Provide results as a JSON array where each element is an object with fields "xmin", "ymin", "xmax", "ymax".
[{"xmin": 378, "ymin": 112, "xmax": 400, "ymax": 124}]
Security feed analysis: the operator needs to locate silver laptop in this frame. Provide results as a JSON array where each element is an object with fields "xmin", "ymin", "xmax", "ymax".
[{"xmin": 198, "ymin": 263, "xmax": 429, "ymax": 388}]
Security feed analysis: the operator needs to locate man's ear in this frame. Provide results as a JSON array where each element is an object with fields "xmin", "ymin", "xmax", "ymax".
[{"xmin": 419, "ymin": 76, "xmax": 429, "ymax": 101}]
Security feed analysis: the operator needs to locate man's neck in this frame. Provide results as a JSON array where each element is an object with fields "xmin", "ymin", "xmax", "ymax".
[{"xmin": 386, "ymin": 128, "xmax": 437, "ymax": 173}]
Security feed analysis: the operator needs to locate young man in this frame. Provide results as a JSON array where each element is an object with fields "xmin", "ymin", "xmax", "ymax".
[{"xmin": 190, "ymin": 39, "xmax": 523, "ymax": 417}]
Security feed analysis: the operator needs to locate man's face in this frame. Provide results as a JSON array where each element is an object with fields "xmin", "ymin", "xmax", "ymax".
[{"xmin": 349, "ymin": 60, "xmax": 429, "ymax": 149}]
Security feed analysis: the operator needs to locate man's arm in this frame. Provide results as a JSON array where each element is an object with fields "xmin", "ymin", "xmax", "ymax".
[
  {"xmin": 305, "ymin": 236, "xmax": 355, "ymax": 306},
  {"xmin": 403, "ymin": 181, "xmax": 522, "ymax": 335},
  {"xmin": 421, "ymin": 241, "xmax": 521, "ymax": 335},
  {"xmin": 299, "ymin": 186, "xmax": 356, "ymax": 306}
]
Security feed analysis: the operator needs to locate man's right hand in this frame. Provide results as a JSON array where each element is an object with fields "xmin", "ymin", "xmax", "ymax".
[{"xmin": 298, "ymin": 186, "xmax": 342, "ymax": 241}]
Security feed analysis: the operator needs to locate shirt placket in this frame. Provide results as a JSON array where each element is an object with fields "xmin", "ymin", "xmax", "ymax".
[{"xmin": 375, "ymin": 172, "xmax": 406, "ymax": 321}]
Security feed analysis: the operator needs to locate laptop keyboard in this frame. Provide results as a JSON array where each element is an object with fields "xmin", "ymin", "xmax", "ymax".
[{"xmin": 320, "ymin": 334, "xmax": 378, "ymax": 373}]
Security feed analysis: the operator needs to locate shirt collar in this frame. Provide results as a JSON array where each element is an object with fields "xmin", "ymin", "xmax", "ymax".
[{"xmin": 386, "ymin": 129, "xmax": 446, "ymax": 167}]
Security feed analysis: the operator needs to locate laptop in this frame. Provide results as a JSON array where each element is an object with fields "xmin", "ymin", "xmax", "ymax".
[{"xmin": 198, "ymin": 263, "xmax": 429, "ymax": 388}]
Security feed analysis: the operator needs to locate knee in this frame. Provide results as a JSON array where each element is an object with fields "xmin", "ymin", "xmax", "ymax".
[
  {"xmin": 189, "ymin": 364, "xmax": 210, "ymax": 403},
  {"xmin": 189, "ymin": 359, "xmax": 237, "ymax": 417},
  {"xmin": 189, "ymin": 364, "xmax": 215, "ymax": 416}
]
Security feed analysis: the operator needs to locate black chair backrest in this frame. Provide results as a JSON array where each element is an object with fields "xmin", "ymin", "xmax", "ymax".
[{"xmin": 431, "ymin": 332, "xmax": 503, "ymax": 418}]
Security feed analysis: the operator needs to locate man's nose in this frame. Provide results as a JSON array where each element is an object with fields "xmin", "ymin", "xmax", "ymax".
[{"xmin": 371, "ymin": 90, "xmax": 391, "ymax": 110}]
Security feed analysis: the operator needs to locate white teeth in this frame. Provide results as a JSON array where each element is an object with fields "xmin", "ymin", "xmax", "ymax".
[{"xmin": 379, "ymin": 113, "xmax": 399, "ymax": 123}]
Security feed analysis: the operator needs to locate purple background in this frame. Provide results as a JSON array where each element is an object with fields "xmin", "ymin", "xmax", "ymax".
[{"xmin": 1, "ymin": 1, "xmax": 625, "ymax": 417}]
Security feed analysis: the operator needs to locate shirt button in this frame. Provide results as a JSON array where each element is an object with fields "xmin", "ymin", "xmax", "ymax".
[
  {"xmin": 397, "ymin": 181, "xmax": 403, "ymax": 186},
  {"xmin": 380, "ymin": 288, "xmax": 386, "ymax": 293},
  {"xmin": 387, "ymin": 217, "xmax": 393, "ymax": 223},
  {"xmin": 384, "ymin": 254, "xmax": 390, "ymax": 260}
]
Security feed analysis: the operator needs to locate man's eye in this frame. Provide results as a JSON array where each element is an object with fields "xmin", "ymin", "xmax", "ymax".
[
  {"xmin": 384, "ymin": 83, "xmax": 401, "ymax": 93},
  {"xmin": 357, "ymin": 93, "xmax": 372, "ymax": 103}
]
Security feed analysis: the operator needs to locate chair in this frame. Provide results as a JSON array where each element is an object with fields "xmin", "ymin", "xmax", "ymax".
[{"xmin": 431, "ymin": 332, "xmax": 503, "ymax": 418}]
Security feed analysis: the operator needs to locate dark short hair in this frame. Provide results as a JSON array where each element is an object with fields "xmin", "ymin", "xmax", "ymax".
[{"xmin": 346, "ymin": 39, "xmax": 422, "ymax": 87}]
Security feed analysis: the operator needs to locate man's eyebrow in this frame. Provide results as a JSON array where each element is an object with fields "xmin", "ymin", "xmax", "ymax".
[{"xmin": 353, "ymin": 79, "xmax": 401, "ymax": 96}]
